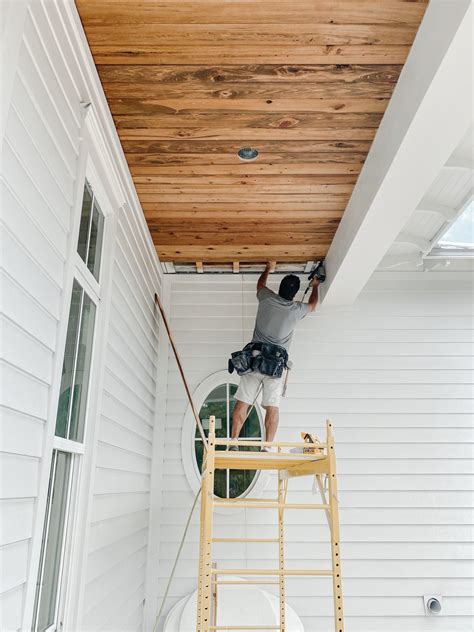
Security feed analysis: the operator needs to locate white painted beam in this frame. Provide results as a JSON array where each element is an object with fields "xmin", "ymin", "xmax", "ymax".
[{"xmin": 320, "ymin": 0, "xmax": 473, "ymax": 306}]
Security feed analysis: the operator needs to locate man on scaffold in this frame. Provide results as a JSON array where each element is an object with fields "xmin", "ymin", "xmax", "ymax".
[{"xmin": 228, "ymin": 262, "xmax": 321, "ymax": 452}]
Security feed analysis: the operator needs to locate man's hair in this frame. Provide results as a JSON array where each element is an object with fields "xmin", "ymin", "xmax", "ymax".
[{"xmin": 278, "ymin": 274, "xmax": 300, "ymax": 301}]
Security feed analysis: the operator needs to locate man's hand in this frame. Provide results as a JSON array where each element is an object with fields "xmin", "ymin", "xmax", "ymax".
[
  {"xmin": 258, "ymin": 261, "xmax": 275, "ymax": 291},
  {"xmin": 310, "ymin": 277, "xmax": 320, "ymax": 288}
]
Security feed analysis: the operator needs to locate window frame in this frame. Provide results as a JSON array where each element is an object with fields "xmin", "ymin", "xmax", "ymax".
[
  {"xmin": 182, "ymin": 371, "xmax": 269, "ymax": 507},
  {"xmin": 31, "ymin": 161, "xmax": 112, "ymax": 632},
  {"xmin": 32, "ymin": 451, "xmax": 76, "ymax": 632}
]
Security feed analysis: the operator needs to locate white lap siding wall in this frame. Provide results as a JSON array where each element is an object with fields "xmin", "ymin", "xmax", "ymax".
[
  {"xmin": 1, "ymin": 2, "xmax": 163, "ymax": 630},
  {"xmin": 148, "ymin": 270, "xmax": 474, "ymax": 632}
]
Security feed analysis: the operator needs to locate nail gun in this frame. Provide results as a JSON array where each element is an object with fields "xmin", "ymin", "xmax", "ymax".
[{"xmin": 303, "ymin": 260, "xmax": 326, "ymax": 297}]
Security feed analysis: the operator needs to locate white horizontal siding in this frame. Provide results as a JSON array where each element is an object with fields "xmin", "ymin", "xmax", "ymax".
[
  {"xmin": 149, "ymin": 270, "xmax": 474, "ymax": 631},
  {"xmin": 1, "ymin": 1, "xmax": 164, "ymax": 630},
  {"xmin": 1, "ymin": 4, "xmax": 80, "ymax": 622}
]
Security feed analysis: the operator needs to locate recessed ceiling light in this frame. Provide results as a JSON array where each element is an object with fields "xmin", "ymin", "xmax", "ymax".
[{"xmin": 238, "ymin": 147, "xmax": 259, "ymax": 161}]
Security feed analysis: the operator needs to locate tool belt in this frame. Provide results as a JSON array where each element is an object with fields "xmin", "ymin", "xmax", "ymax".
[{"xmin": 228, "ymin": 341, "xmax": 289, "ymax": 378}]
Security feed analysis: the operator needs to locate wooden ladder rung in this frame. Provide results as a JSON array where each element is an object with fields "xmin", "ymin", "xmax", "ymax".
[
  {"xmin": 212, "ymin": 580, "xmax": 280, "ymax": 585},
  {"xmin": 213, "ymin": 501, "xmax": 330, "ymax": 510},
  {"xmin": 214, "ymin": 498, "xmax": 278, "ymax": 504},
  {"xmin": 210, "ymin": 627, "xmax": 281, "ymax": 630},
  {"xmin": 212, "ymin": 538, "xmax": 279, "ymax": 543},
  {"xmin": 211, "ymin": 569, "xmax": 333, "ymax": 577},
  {"xmin": 215, "ymin": 439, "xmax": 327, "ymax": 448}
]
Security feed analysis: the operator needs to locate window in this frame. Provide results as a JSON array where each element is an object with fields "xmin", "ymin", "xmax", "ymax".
[
  {"xmin": 77, "ymin": 180, "xmax": 104, "ymax": 280},
  {"xmin": 194, "ymin": 383, "xmax": 262, "ymax": 498},
  {"xmin": 33, "ymin": 452, "xmax": 73, "ymax": 632},
  {"xmin": 428, "ymin": 199, "xmax": 474, "ymax": 258},
  {"xmin": 55, "ymin": 281, "xmax": 96, "ymax": 443},
  {"xmin": 438, "ymin": 200, "xmax": 473, "ymax": 247},
  {"xmin": 33, "ymin": 179, "xmax": 105, "ymax": 631}
]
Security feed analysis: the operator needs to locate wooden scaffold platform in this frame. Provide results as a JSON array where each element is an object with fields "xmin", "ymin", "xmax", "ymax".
[{"xmin": 196, "ymin": 416, "xmax": 344, "ymax": 632}]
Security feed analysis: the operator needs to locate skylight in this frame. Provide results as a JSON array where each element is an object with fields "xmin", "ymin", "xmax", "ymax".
[{"xmin": 438, "ymin": 200, "xmax": 473, "ymax": 247}]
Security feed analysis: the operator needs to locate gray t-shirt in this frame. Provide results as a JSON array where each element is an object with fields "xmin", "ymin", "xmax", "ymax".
[{"xmin": 251, "ymin": 287, "xmax": 310, "ymax": 351}]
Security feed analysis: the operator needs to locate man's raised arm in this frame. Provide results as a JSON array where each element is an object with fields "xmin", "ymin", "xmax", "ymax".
[
  {"xmin": 257, "ymin": 261, "xmax": 276, "ymax": 291},
  {"xmin": 307, "ymin": 277, "xmax": 320, "ymax": 312}
]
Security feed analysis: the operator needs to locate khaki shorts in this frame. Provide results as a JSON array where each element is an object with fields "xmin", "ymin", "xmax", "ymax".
[{"xmin": 235, "ymin": 371, "xmax": 283, "ymax": 408}]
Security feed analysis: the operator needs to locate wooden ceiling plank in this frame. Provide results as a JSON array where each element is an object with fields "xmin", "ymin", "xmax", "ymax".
[
  {"xmin": 86, "ymin": 23, "xmax": 418, "ymax": 47},
  {"xmin": 152, "ymin": 232, "xmax": 334, "ymax": 246},
  {"xmin": 103, "ymin": 81, "xmax": 397, "ymax": 100},
  {"xmin": 129, "ymin": 162, "xmax": 364, "ymax": 176},
  {"xmin": 134, "ymin": 174, "xmax": 358, "ymax": 185},
  {"xmin": 138, "ymin": 193, "xmax": 351, "ymax": 204},
  {"xmin": 77, "ymin": 1, "xmax": 427, "ymax": 26},
  {"xmin": 143, "ymin": 209, "xmax": 343, "ymax": 218},
  {"xmin": 147, "ymin": 219, "xmax": 341, "ymax": 230},
  {"xmin": 106, "ymin": 96, "xmax": 388, "ymax": 115},
  {"xmin": 121, "ymin": 140, "xmax": 372, "ymax": 154},
  {"xmin": 90, "ymin": 46, "xmax": 410, "ymax": 65},
  {"xmin": 142, "ymin": 205, "xmax": 345, "ymax": 216},
  {"xmin": 156, "ymin": 246, "xmax": 329, "ymax": 263},
  {"xmin": 150, "ymin": 227, "xmax": 338, "ymax": 237},
  {"xmin": 97, "ymin": 64, "xmax": 402, "ymax": 85},
  {"xmin": 117, "ymin": 128, "xmax": 377, "ymax": 141},
  {"xmin": 136, "ymin": 185, "xmax": 355, "ymax": 196}
]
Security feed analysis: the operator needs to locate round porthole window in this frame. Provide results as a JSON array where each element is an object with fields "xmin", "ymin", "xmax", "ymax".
[{"xmin": 194, "ymin": 382, "xmax": 262, "ymax": 498}]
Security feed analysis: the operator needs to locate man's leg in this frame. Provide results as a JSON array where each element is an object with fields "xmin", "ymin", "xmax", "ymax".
[
  {"xmin": 232, "ymin": 373, "xmax": 260, "ymax": 447},
  {"xmin": 231, "ymin": 399, "xmax": 249, "ymax": 440},
  {"xmin": 261, "ymin": 376, "xmax": 282, "ymax": 450},
  {"xmin": 263, "ymin": 406, "xmax": 279, "ymax": 444}
]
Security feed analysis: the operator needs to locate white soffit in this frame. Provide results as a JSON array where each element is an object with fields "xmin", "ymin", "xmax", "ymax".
[{"xmin": 320, "ymin": 0, "xmax": 473, "ymax": 305}]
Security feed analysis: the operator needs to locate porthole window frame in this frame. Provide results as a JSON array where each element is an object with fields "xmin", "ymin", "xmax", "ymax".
[{"xmin": 181, "ymin": 371, "xmax": 270, "ymax": 506}]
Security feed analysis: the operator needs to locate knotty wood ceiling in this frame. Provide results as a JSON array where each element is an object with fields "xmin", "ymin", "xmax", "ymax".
[{"xmin": 77, "ymin": 0, "xmax": 428, "ymax": 269}]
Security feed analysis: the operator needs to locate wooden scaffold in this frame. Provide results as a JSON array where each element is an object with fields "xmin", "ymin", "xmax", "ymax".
[
  {"xmin": 153, "ymin": 292, "xmax": 343, "ymax": 631},
  {"xmin": 196, "ymin": 416, "xmax": 344, "ymax": 632}
]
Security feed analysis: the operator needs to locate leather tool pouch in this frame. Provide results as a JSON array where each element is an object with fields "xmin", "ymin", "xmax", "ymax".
[
  {"xmin": 228, "ymin": 347, "xmax": 254, "ymax": 375},
  {"xmin": 228, "ymin": 342, "xmax": 288, "ymax": 378},
  {"xmin": 251, "ymin": 353, "xmax": 285, "ymax": 378}
]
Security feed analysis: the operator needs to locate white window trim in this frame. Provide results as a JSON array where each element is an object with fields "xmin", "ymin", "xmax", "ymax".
[
  {"xmin": 181, "ymin": 370, "xmax": 270, "ymax": 512},
  {"xmin": 26, "ymin": 118, "xmax": 118, "ymax": 631},
  {"xmin": 59, "ymin": 167, "xmax": 119, "ymax": 630},
  {"xmin": 61, "ymin": 123, "xmax": 123, "ymax": 631}
]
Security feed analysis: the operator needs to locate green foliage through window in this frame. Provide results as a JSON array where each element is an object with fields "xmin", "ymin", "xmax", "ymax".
[
  {"xmin": 55, "ymin": 281, "xmax": 96, "ymax": 442},
  {"xmin": 194, "ymin": 383, "xmax": 262, "ymax": 498}
]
